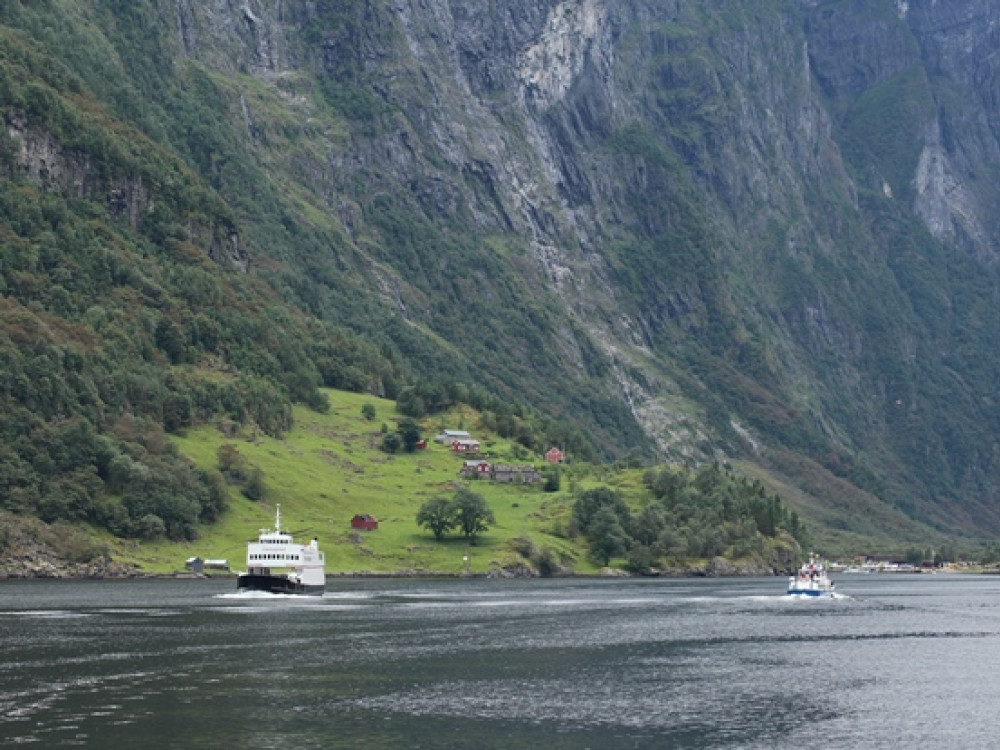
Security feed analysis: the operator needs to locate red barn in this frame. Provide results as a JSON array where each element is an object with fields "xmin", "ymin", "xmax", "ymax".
[
  {"xmin": 351, "ymin": 513, "xmax": 379, "ymax": 531},
  {"xmin": 545, "ymin": 447, "xmax": 564, "ymax": 463}
]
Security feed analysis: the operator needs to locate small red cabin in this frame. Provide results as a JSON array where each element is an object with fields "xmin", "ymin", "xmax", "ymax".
[
  {"xmin": 351, "ymin": 513, "xmax": 379, "ymax": 531},
  {"xmin": 545, "ymin": 447, "xmax": 564, "ymax": 463}
]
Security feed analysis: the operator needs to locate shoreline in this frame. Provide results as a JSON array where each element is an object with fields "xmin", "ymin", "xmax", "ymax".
[
  {"xmin": 2, "ymin": 568, "xmax": 989, "ymax": 581},
  {"xmin": 3, "ymin": 565, "xmax": 990, "ymax": 581},
  {"xmin": 0, "ymin": 564, "xmax": 801, "ymax": 581}
]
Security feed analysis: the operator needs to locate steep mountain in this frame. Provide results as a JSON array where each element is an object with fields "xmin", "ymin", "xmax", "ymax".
[{"xmin": 2, "ymin": 0, "xmax": 1000, "ymax": 546}]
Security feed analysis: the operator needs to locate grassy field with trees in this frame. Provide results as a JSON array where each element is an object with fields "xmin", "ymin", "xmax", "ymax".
[
  {"xmin": 135, "ymin": 389, "xmax": 605, "ymax": 575},
  {"xmin": 108, "ymin": 387, "xmax": 809, "ymax": 577}
]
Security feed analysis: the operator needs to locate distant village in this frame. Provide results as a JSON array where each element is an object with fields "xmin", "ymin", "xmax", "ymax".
[{"xmin": 433, "ymin": 428, "xmax": 563, "ymax": 484}]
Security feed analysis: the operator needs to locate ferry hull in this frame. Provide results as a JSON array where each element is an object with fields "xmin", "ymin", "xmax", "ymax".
[
  {"xmin": 787, "ymin": 587, "xmax": 832, "ymax": 597},
  {"xmin": 236, "ymin": 573, "xmax": 324, "ymax": 596}
]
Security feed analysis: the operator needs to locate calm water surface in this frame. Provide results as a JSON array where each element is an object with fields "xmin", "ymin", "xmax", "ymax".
[{"xmin": 2, "ymin": 574, "xmax": 1000, "ymax": 748}]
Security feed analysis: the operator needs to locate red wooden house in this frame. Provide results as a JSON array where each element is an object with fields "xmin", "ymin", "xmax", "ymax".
[
  {"xmin": 350, "ymin": 513, "xmax": 379, "ymax": 531},
  {"xmin": 545, "ymin": 447, "xmax": 564, "ymax": 463}
]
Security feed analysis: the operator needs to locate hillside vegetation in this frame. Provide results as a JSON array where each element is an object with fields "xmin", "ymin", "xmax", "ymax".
[{"xmin": 102, "ymin": 388, "xmax": 772, "ymax": 574}]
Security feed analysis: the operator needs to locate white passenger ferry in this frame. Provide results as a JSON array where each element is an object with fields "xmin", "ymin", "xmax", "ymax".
[{"xmin": 236, "ymin": 505, "xmax": 325, "ymax": 596}]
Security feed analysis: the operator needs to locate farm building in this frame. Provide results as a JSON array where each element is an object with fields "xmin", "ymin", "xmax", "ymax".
[
  {"xmin": 451, "ymin": 438, "xmax": 481, "ymax": 453},
  {"xmin": 545, "ymin": 447, "xmax": 564, "ymax": 463},
  {"xmin": 434, "ymin": 429, "xmax": 471, "ymax": 444},
  {"xmin": 351, "ymin": 513, "xmax": 379, "ymax": 531},
  {"xmin": 460, "ymin": 459, "xmax": 491, "ymax": 478},
  {"xmin": 491, "ymin": 464, "xmax": 541, "ymax": 483}
]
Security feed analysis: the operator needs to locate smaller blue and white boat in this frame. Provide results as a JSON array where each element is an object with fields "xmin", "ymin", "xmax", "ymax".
[{"xmin": 787, "ymin": 553, "xmax": 835, "ymax": 597}]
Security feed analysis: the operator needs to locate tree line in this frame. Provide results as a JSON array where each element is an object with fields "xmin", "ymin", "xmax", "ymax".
[{"xmin": 569, "ymin": 463, "xmax": 809, "ymax": 571}]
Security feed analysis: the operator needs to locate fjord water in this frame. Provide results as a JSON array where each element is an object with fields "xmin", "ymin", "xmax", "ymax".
[{"xmin": 2, "ymin": 575, "xmax": 1000, "ymax": 749}]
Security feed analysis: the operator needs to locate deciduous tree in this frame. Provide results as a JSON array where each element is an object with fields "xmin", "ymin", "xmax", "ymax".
[
  {"xmin": 452, "ymin": 488, "xmax": 495, "ymax": 544},
  {"xmin": 416, "ymin": 496, "xmax": 456, "ymax": 541}
]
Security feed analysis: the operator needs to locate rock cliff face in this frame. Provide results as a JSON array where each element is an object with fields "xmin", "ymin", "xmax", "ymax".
[
  {"xmin": 805, "ymin": 0, "xmax": 1000, "ymax": 261},
  {"xmin": 5, "ymin": 0, "xmax": 1000, "ymax": 533}
]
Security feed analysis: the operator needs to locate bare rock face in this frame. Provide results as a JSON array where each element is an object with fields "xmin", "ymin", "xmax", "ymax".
[
  {"xmin": 803, "ymin": 0, "xmax": 1000, "ymax": 261},
  {"xmin": 158, "ymin": 1, "xmax": 1000, "ymax": 300},
  {"xmin": 6, "ymin": 111, "xmax": 91, "ymax": 194}
]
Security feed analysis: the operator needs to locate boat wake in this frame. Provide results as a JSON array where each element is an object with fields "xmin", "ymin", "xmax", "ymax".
[
  {"xmin": 784, "ymin": 591, "xmax": 850, "ymax": 601},
  {"xmin": 215, "ymin": 590, "xmax": 308, "ymax": 600}
]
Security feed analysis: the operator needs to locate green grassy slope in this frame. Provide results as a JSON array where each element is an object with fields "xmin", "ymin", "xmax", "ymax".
[{"xmin": 135, "ymin": 389, "xmax": 607, "ymax": 575}]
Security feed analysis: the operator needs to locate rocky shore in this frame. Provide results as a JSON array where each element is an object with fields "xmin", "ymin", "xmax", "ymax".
[
  {"xmin": 0, "ymin": 512, "xmax": 141, "ymax": 580},
  {"xmin": 1, "ymin": 556, "xmax": 143, "ymax": 579}
]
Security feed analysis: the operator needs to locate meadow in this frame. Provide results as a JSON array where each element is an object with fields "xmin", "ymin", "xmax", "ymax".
[{"xmin": 132, "ymin": 389, "xmax": 623, "ymax": 575}]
